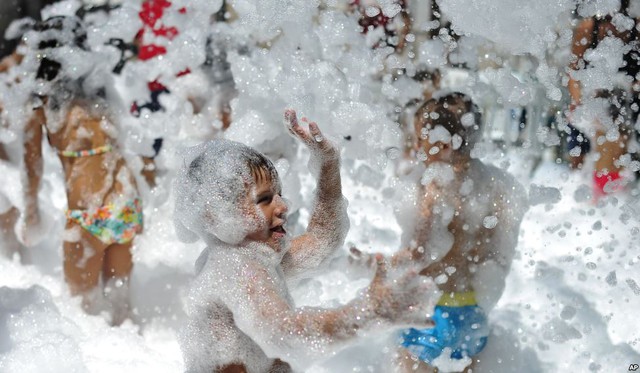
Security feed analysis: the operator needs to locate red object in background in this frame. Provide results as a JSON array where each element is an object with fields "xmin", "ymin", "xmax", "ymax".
[
  {"xmin": 351, "ymin": 0, "xmax": 406, "ymax": 33},
  {"xmin": 132, "ymin": 0, "xmax": 192, "ymax": 117},
  {"xmin": 139, "ymin": 0, "xmax": 172, "ymax": 28},
  {"xmin": 137, "ymin": 0, "xmax": 180, "ymax": 61},
  {"xmin": 176, "ymin": 68, "xmax": 191, "ymax": 77},
  {"xmin": 147, "ymin": 79, "xmax": 167, "ymax": 92},
  {"xmin": 138, "ymin": 44, "xmax": 167, "ymax": 61},
  {"xmin": 153, "ymin": 26, "xmax": 178, "ymax": 39},
  {"xmin": 352, "ymin": 1, "xmax": 390, "ymax": 31},
  {"xmin": 593, "ymin": 171, "xmax": 623, "ymax": 198}
]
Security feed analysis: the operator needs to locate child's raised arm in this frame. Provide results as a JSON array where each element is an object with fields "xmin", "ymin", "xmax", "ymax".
[{"xmin": 280, "ymin": 109, "xmax": 349, "ymax": 280}]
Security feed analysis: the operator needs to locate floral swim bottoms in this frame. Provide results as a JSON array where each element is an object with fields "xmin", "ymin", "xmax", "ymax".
[{"xmin": 66, "ymin": 198, "xmax": 143, "ymax": 245}]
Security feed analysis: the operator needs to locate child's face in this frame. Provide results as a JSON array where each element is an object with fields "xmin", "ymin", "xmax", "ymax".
[
  {"xmin": 415, "ymin": 125, "xmax": 454, "ymax": 164},
  {"xmin": 245, "ymin": 173, "xmax": 288, "ymax": 252}
]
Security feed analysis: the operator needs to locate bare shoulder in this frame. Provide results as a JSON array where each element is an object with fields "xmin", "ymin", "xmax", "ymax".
[
  {"xmin": 0, "ymin": 52, "xmax": 23, "ymax": 73},
  {"xmin": 469, "ymin": 161, "xmax": 527, "ymax": 214},
  {"xmin": 572, "ymin": 18, "xmax": 595, "ymax": 47}
]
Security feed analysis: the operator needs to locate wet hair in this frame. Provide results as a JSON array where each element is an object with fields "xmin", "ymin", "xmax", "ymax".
[
  {"xmin": 187, "ymin": 147, "xmax": 279, "ymax": 189},
  {"xmin": 32, "ymin": 16, "xmax": 88, "ymax": 82},
  {"xmin": 414, "ymin": 92, "xmax": 482, "ymax": 151},
  {"xmin": 75, "ymin": 3, "xmax": 121, "ymax": 20},
  {"xmin": 621, "ymin": 0, "xmax": 630, "ymax": 16},
  {"xmin": 413, "ymin": 68, "xmax": 441, "ymax": 87},
  {"xmin": 246, "ymin": 153, "xmax": 279, "ymax": 187},
  {"xmin": 33, "ymin": 16, "xmax": 88, "ymax": 51},
  {"xmin": 36, "ymin": 57, "xmax": 62, "ymax": 81}
]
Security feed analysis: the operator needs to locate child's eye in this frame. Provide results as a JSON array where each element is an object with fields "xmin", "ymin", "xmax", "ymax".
[{"xmin": 257, "ymin": 194, "xmax": 273, "ymax": 204}]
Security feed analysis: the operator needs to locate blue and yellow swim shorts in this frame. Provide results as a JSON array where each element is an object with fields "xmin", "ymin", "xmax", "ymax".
[{"xmin": 401, "ymin": 291, "xmax": 489, "ymax": 363}]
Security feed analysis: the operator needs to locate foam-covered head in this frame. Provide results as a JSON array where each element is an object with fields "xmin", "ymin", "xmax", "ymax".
[
  {"xmin": 413, "ymin": 92, "xmax": 482, "ymax": 159},
  {"xmin": 173, "ymin": 139, "xmax": 281, "ymax": 246}
]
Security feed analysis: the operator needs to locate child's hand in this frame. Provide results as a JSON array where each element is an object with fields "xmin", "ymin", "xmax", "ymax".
[
  {"xmin": 284, "ymin": 109, "xmax": 338, "ymax": 162},
  {"xmin": 348, "ymin": 246, "xmax": 376, "ymax": 268},
  {"xmin": 350, "ymin": 246, "xmax": 423, "ymax": 271},
  {"xmin": 366, "ymin": 254, "xmax": 439, "ymax": 328},
  {"xmin": 345, "ymin": 247, "xmax": 377, "ymax": 278},
  {"xmin": 18, "ymin": 209, "xmax": 49, "ymax": 247}
]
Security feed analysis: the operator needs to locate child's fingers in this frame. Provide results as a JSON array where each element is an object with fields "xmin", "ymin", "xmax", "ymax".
[
  {"xmin": 284, "ymin": 109, "xmax": 314, "ymax": 144},
  {"xmin": 284, "ymin": 109, "xmax": 303, "ymax": 138},
  {"xmin": 309, "ymin": 122, "xmax": 331, "ymax": 150},
  {"xmin": 292, "ymin": 123, "xmax": 308, "ymax": 140},
  {"xmin": 349, "ymin": 246, "xmax": 376, "ymax": 268},
  {"xmin": 372, "ymin": 253, "xmax": 387, "ymax": 283},
  {"xmin": 395, "ymin": 266, "xmax": 421, "ymax": 289},
  {"xmin": 284, "ymin": 108, "xmax": 298, "ymax": 128},
  {"xmin": 309, "ymin": 122, "xmax": 322, "ymax": 140},
  {"xmin": 283, "ymin": 110, "xmax": 337, "ymax": 156},
  {"xmin": 349, "ymin": 246, "xmax": 362, "ymax": 258}
]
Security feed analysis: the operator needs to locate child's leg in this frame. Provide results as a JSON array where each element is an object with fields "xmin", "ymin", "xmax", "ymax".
[
  {"xmin": 141, "ymin": 156, "xmax": 157, "ymax": 188},
  {"xmin": 103, "ymin": 242, "xmax": 133, "ymax": 279},
  {"xmin": 63, "ymin": 220, "xmax": 108, "ymax": 310},
  {"xmin": 103, "ymin": 242, "xmax": 133, "ymax": 325},
  {"xmin": 0, "ymin": 206, "xmax": 29, "ymax": 263}
]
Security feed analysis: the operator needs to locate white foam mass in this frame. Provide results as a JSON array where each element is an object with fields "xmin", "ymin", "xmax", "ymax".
[
  {"xmin": 1, "ymin": 0, "xmax": 639, "ymax": 372},
  {"xmin": 427, "ymin": 125, "xmax": 452, "ymax": 144},
  {"xmin": 439, "ymin": 0, "xmax": 575, "ymax": 57},
  {"xmin": 0, "ymin": 286, "xmax": 86, "ymax": 372}
]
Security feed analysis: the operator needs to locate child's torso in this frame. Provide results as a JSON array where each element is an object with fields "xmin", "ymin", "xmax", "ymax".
[
  {"xmin": 44, "ymin": 103, "xmax": 138, "ymax": 210},
  {"xmin": 415, "ymin": 161, "xmax": 522, "ymax": 293}
]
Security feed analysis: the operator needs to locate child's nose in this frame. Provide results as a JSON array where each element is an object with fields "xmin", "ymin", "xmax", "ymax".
[{"xmin": 274, "ymin": 195, "xmax": 288, "ymax": 216}]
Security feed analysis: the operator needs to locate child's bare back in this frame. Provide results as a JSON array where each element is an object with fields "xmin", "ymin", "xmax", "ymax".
[
  {"xmin": 414, "ymin": 159, "xmax": 525, "ymax": 302},
  {"xmin": 382, "ymin": 92, "xmax": 528, "ymax": 372}
]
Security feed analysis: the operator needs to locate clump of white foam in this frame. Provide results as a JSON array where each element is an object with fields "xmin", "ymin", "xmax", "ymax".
[{"xmin": 0, "ymin": 285, "xmax": 87, "ymax": 372}]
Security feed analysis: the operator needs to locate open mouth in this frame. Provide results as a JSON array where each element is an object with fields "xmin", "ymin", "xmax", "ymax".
[{"xmin": 270, "ymin": 225, "xmax": 286, "ymax": 236}]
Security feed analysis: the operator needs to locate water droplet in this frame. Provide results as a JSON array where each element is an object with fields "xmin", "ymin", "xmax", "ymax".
[
  {"xmin": 385, "ymin": 147, "xmax": 400, "ymax": 160},
  {"xmin": 605, "ymin": 271, "xmax": 617, "ymax": 286},
  {"xmin": 483, "ymin": 216, "xmax": 498, "ymax": 229}
]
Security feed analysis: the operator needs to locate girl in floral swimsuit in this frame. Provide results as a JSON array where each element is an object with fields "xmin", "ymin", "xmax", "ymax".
[{"xmin": 16, "ymin": 16, "xmax": 142, "ymax": 325}]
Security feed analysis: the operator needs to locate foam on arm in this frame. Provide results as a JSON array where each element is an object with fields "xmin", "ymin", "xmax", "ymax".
[{"xmin": 281, "ymin": 112, "xmax": 350, "ymax": 280}]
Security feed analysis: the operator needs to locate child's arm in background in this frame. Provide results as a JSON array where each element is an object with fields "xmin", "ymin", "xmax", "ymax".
[
  {"xmin": 280, "ymin": 109, "xmax": 349, "ymax": 280},
  {"xmin": 350, "ymin": 181, "xmax": 440, "ymax": 271},
  {"xmin": 21, "ymin": 106, "xmax": 45, "ymax": 246}
]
